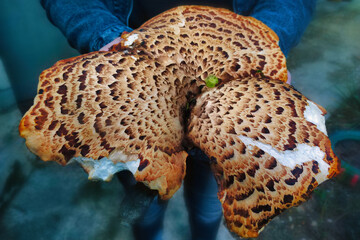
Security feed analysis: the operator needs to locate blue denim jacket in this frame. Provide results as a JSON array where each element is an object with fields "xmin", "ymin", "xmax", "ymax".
[{"xmin": 41, "ymin": 0, "xmax": 316, "ymax": 56}]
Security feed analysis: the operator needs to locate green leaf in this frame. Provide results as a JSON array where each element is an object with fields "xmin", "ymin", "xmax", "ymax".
[{"xmin": 205, "ymin": 75, "xmax": 219, "ymax": 88}]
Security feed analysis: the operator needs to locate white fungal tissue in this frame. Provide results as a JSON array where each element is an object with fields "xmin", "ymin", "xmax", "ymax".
[
  {"xmin": 238, "ymin": 135, "xmax": 330, "ymax": 184},
  {"xmin": 71, "ymin": 157, "xmax": 140, "ymax": 181},
  {"xmin": 304, "ymin": 100, "xmax": 328, "ymax": 136},
  {"xmin": 124, "ymin": 34, "xmax": 139, "ymax": 47}
]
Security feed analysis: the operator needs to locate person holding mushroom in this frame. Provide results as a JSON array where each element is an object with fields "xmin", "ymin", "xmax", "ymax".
[{"xmin": 36, "ymin": 1, "xmax": 323, "ymax": 240}]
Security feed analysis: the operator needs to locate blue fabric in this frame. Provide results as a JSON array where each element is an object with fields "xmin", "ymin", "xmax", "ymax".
[
  {"xmin": 237, "ymin": 0, "xmax": 317, "ymax": 56},
  {"xmin": 133, "ymin": 195, "xmax": 168, "ymax": 240},
  {"xmin": 41, "ymin": 0, "xmax": 316, "ymax": 55},
  {"xmin": 132, "ymin": 148, "xmax": 222, "ymax": 240},
  {"xmin": 40, "ymin": 0, "xmax": 133, "ymax": 53},
  {"xmin": 184, "ymin": 148, "xmax": 223, "ymax": 240}
]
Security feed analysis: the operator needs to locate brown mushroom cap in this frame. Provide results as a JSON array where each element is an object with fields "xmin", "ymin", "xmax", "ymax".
[
  {"xmin": 19, "ymin": 5, "xmax": 340, "ymax": 238},
  {"xmin": 187, "ymin": 78, "xmax": 340, "ymax": 238},
  {"xmin": 112, "ymin": 5, "xmax": 287, "ymax": 84},
  {"xmin": 19, "ymin": 52, "xmax": 191, "ymax": 199}
]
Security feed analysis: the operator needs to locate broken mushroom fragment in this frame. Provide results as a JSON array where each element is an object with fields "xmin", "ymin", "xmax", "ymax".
[
  {"xmin": 19, "ymin": 5, "xmax": 340, "ymax": 238},
  {"xmin": 187, "ymin": 78, "xmax": 340, "ymax": 238}
]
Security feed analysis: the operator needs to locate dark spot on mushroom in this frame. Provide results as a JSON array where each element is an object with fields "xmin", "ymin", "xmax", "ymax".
[
  {"xmin": 56, "ymin": 123, "xmax": 68, "ymax": 136},
  {"xmin": 138, "ymin": 159, "xmax": 150, "ymax": 171},
  {"xmin": 235, "ymin": 189, "xmax": 254, "ymax": 201},
  {"xmin": 99, "ymin": 102, "xmax": 107, "ymax": 109},
  {"xmin": 226, "ymin": 175, "xmax": 235, "ymax": 188},
  {"xmin": 264, "ymin": 115, "xmax": 272, "ymax": 124},
  {"xmin": 95, "ymin": 64, "xmax": 104, "ymax": 73},
  {"xmin": 256, "ymin": 185, "xmax": 265, "ymax": 193},
  {"xmin": 234, "ymin": 208, "xmax": 249, "ymax": 218},
  {"xmin": 59, "ymin": 145, "xmax": 76, "ymax": 161},
  {"xmin": 259, "ymin": 61, "xmax": 266, "ymax": 69},
  {"xmin": 293, "ymin": 93, "xmax": 302, "ymax": 100},
  {"xmin": 251, "ymin": 105, "xmax": 261, "ymax": 113},
  {"xmin": 235, "ymin": 33, "xmax": 245, "ymax": 38},
  {"xmin": 235, "ymin": 92, "xmax": 243, "ymax": 98},
  {"xmin": 164, "ymin": 46, "xmax": 175, "ymax": 52},
  {"xmin": 74, "ymin": 94, "xmax": 83, "ymax": 109},
  {"xmin": 251, "ymin": 205, "xmax": 271, "ymax": 213},
  {"xmin": 276, "ymin": 107, "xmax": 284, "ymax": 115},
  {"xmin": 254, "ymin": 149, "xmax": 265, "ymax": 158},
  {"xmin": 82, "ymin": 60, "xmax": 90, "ymax": 67},
  {"xmin": 48, "ymin": 120, "xmax": 58, "ymax": 130},
  {"xmin": 266, "ymin": 179, "xmax": 275, "ymax": 191},
  {"xmin": 284, "ymin": 135, "xmax": 297, "ymax": 150},
  {"xmin": 224, "ymin": 151, "xmax": 234, "ymax": 160},
  {"xmin": 237, "ymin": 172, "xmax": 246, "ymax": 182},
  {"xmin": 283, "ymin": 194, "xmax": 293, "ymax": 204},
  {"xmin": 125, "ymin": 127, "xmax": 136, "ymax": 139},
  {"xmin": 80, "ymin": 144, "xmax": 90, "ymax": 156},
  {"xmin": 231, "ymin": 63, "xmax": 241, "ymax": 72},
  {"xmin": 283, "ymin": 86, "xmax": 291, "ymax": 91},
  {"xmin": 312, "ymin": 161, "xmax": 320, "ymax": 174},
  {"xmin": 227, "ymin": 127, "xmax": 236, "ymax": 134},
  {"xmin": 234, "ymin": 221, "xmax": 243, "ymax": 228},
  {"xmin": 291, "ymin": 166, "xmax": 303, "ymax": 178},
  {"xmin": 62, "ymin": 72, "xmax": 69, "ymax": 81},
  {"xmin": 247, "ymin": 168, "xmax": 256, "ymax": 177},
  {"xmin": 257, "ymin": 218, "xmax": 270, "ymax": 229},
  {"xmin": 270, "ymin": 70, "xmax": 278, "ymax": 76},
  {"xmin": 285, "ymin": 178, "xmax": 297, "ymax": 185},
  {"xmin": 105, "ymin": 118, "xmax": 112, "ymax": 126},
  {"xmin": 209, "ymin": 23, "xmax": 216, "ymax": 28},
  {"xmin": 210, "ymin": 156, "xmax": 217, "ymax": 164},
  {"xmin": 77, "ymin": 112, "xmax": 85, "ymax": 124},
  {"xmin": 265, "ymin": 157, "xmax": 277, "ymax": 170},
  {"xmin": 44, "ymin": 96, "xmax": 54, "ymax": 108},
  {"xmin": 57, "ymin": 84, "xmax": 67, "ymax": 95},
  {"xmin": 262, "ymin": 127, "xmax": 270, "ymax": 134}
]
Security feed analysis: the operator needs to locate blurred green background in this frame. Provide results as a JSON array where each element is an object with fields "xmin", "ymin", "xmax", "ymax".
[{"xmin": 0, "ymin": 0, "xmax": 77, "ymax": 113}]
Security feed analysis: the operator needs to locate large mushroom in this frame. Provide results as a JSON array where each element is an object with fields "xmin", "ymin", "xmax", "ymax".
[{"xmin": 19, "ymin": 6, "xmax": 340, "ymax": 238}]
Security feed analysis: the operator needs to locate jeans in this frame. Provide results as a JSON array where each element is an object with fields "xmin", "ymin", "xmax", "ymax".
[{"xmin": 131, "ymin": 148, "xmax": 223, "ymax": 240}]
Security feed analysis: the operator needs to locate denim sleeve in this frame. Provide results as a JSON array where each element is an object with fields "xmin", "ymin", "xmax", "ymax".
[
  {"xmin": 41, "ymin": 0, "xmax": 133, "ymax": 53},
  {"xmin": 233, "ymin": 0, "xmax": 317, "ymax": 56}
]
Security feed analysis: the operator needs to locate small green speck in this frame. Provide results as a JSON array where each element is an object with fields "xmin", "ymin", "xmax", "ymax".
[
  {"xmin": 256, "ymin": 69, "xmax": 265, "ymax": 77},
  {"xmin": 205, "ymin": 75, "xmax": 219, "ymax": 88}
]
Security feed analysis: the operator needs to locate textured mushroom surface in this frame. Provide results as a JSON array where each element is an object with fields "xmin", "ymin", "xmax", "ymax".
[
  {"xmin": 187, "ymin": 78, "xmax": 340, "ymax": 237},
  {"xmin": 19, "ymin": 5, "xmax": 340, "ymax": 238},
  {"xmin": 112, "ymin": 5, "xmax": 288, "ymax": 83}
]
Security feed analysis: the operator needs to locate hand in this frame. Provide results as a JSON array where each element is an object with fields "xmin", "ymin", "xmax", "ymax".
[{"xmin": 99, "ymin": 37, "xmax": 123, "ymax": 51}]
